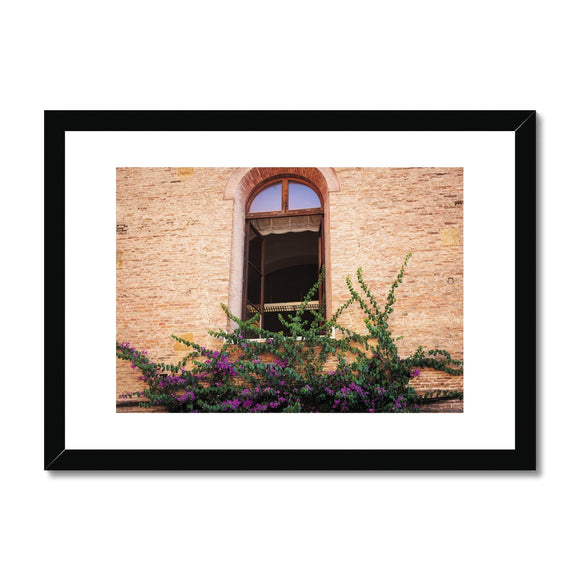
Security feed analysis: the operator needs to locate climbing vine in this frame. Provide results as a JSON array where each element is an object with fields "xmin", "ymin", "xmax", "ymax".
[{"xmin": 117, "ymin": 253, "xmax": 463, "ymax": 412}]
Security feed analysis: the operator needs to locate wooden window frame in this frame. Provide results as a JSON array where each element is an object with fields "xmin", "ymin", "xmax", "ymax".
[{"xmin": 243, "ymin": 176, "xmax": 326, "ymax": 330}]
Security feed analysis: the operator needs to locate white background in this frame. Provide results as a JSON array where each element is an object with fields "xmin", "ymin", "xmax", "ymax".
[
  {"xmin": 65, "ymin": 130, "xmax": 515, "ymax": 450},
  {"xmin": 0, "ymin": 2, "xmax": 575, "ymax": 580}
]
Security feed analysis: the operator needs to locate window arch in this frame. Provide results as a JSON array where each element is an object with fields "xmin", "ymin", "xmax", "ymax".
[
  {"xmin": 243, "ymin": 176, "xmax": 325, "ymax": 334},
  {"xmin": 224, "ymin": 168, "xmax": 339, "ymax": 333},
  {"xmin": 247, "ymin": 178, "xmax": 323, "ymax": 215}
]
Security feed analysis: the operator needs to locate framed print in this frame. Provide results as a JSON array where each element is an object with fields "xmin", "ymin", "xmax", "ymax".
[{"xmin": 44, "ymin": 110, "xmax": 536, "ymax": 470}]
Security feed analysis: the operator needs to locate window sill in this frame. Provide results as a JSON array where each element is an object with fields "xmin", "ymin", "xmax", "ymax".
[{"xmin": 230, "ymin": 327, "xmax": 336, "ymax": 343}]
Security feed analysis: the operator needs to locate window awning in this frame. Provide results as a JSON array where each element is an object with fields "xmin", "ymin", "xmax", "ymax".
[{"xmin": 251, "ymin": 214, "xmax": 322, "ymax": 236}]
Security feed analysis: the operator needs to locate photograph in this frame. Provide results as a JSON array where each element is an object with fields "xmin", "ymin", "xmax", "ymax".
[{"xmin": 116, "ymin": 167, "xmax": 464, "ymax": 414}]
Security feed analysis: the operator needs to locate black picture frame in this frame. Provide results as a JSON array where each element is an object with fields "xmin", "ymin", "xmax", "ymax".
[{"xmin": 45, "ymin": 110, "xmax": 536, "ymax": 470}]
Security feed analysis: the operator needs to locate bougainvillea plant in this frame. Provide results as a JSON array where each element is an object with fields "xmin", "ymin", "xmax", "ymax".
[{"xmin": 117, "ymin": 253, "xmax": 463, "ymax": 412}]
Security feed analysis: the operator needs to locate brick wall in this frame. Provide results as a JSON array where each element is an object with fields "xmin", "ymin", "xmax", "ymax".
[{"xmin": 116, "ymin": 167, "xmax": 463, "ymax": 410}]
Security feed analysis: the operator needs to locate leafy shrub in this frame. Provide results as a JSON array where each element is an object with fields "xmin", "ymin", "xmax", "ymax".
[{"xmin": 117, "ymin": 253, "xmax": 463, "ymax": 412}]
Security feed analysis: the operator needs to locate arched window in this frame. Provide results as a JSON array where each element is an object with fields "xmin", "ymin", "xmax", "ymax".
[{"xmin": 243, "ymin": 177, "xmax": 325, "ymax": 334}]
